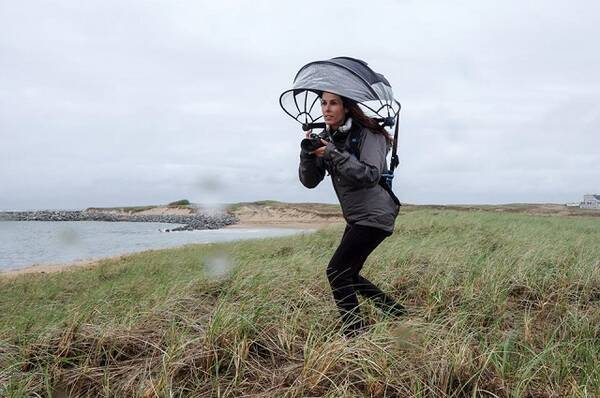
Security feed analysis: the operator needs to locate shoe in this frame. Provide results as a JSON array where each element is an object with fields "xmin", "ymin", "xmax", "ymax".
[
  {"xmin": 341, "ymin": 321, "xmax": 368, "ymax": 339},
  {"xmin": 379, "ymin": 301, "xmax": 407, "ymax": 318},
  {"xmin": 340, "ymin": 315, "xmax": 368, "ymax": 338}
]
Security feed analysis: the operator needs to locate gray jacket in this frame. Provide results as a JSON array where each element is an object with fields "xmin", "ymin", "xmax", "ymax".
[{"xmin": 299, "ymin": 124, "xmax": 400, "ymax": 233}]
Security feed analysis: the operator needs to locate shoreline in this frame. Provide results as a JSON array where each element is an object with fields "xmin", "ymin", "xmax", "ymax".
[
  {"xmin": 0, "ymin": 255, "xmax": 125, "ymax": 278},
  {"xmin": 0, "ymin": 221, "xmax": 339, "ymax": 278}
]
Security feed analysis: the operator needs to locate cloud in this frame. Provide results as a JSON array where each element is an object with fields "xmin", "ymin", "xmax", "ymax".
[{"xmin": 1, "ymin": 0, "xmax": 599, "ymax": 210}]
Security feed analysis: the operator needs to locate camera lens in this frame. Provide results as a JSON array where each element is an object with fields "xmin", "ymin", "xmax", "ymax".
[{"xmin": 301, "ymin": 137, "xmax": 326, "ymax": 154}]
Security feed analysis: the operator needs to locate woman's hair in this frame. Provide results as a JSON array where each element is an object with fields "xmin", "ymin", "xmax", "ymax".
[{"xmin": 341, "ymin": 97, "xmax": 392, "ymax": 146}]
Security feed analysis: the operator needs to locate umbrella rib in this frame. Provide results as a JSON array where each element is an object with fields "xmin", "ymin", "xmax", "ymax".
[
  {"xmin": 308, "ymin": 92, "xmax": 320, "ymax": 114},
  {"xmin": 292, "ymin": 92, "xmax": 301, "ymax": 115},
  {"xmin": 279, "ymin": 90, "xmax": 306, "ymax": 122}
]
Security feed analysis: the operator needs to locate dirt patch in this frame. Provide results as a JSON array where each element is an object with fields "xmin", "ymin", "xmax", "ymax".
[
  {"xmin": 88, "ymin": 206, "xmax": 196, "ymax": 216},
  {"xmin": 228, "ymin": 203, "xmax": 343, "ymax": 228}
]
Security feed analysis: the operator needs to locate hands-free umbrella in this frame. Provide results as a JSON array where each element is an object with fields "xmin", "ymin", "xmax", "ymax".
[{"xmin": 279, "ymin": 56, "xmax": 402, "ymax": 174}]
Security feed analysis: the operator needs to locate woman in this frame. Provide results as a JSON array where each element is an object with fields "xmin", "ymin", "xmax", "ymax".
[{"xmin": 299, "ymin": 91, "xmax": 405, "ymax": 337}]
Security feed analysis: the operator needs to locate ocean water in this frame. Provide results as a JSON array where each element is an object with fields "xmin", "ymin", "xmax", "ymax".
[{"xmin": 0, "ymin": 221, "xmax": 315, "ymax": 271}]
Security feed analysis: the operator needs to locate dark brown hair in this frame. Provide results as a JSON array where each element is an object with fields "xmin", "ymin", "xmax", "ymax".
[{"xmin": 342, "ymin": 97, "xmax": 392, "ymax": 146}]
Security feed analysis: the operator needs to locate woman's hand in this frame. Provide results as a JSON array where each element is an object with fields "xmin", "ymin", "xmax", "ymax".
[{"xmin": 310, "ymin": 139, "xmax": 329, "ymax": 157}]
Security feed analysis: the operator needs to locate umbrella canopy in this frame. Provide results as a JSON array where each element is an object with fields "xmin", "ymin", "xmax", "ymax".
[{"xmin": 279, "ymin": 56, "xmax": 400, "ymax": 129}]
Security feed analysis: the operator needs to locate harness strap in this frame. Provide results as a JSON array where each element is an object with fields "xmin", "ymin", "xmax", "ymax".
[{"xmin": 390, "ymin": 110, "xmax": 400, "ymax": 172}]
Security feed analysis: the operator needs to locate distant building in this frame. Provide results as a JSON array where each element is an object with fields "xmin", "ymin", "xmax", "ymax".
[{"xmin": 580, "ymin": 194, "xmax": 600, "ymax": 209}]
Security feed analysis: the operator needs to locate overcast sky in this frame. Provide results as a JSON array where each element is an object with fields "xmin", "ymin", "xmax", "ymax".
[{"xmin": 1, "ymin": 0, "xmax": 599, "ymax": 210}]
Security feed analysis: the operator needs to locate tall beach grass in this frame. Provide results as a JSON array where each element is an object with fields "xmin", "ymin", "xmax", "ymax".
[{"xmin": 0, "ymin": 208, "xmax": 598, "ymax": 397}]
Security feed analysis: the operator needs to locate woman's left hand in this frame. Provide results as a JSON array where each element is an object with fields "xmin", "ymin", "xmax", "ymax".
[{"xmin": 310, "ymin": 139, "xmax": 330, "ymax": 157}]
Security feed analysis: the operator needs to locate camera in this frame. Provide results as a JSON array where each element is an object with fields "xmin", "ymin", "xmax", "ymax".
[{"xmin": 301, "ymin": 130, "xmax": 331, "ymax": 155}]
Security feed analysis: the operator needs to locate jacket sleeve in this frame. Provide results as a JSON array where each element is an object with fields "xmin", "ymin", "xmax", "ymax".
[
  {"xmin": 299, "ymin": 150, "xmax": 326, "ymax": 188},
  {"xmin": 323, "ymin": 130, "xmax": 385, "ymax": 188}
]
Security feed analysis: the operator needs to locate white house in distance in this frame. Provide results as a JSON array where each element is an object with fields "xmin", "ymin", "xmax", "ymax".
[{"xmin": 580, "ymin": 194, "xmax": 600, "ymax": 209}]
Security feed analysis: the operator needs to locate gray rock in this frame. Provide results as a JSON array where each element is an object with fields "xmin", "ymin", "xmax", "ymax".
[{"xmin": 0, "ymin": 209, "xmax": 239, "ymax": 231}]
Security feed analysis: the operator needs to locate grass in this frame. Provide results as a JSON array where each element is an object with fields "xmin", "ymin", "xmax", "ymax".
[
  {"xmin": 0, "ymin": 208, "xmax": 598, "ymax": 397},
  {"xmin": 224, "ymin": 200, "xmax": 290, "ymax": 212},
  {"xmin": 168, "ymin": 200, "xmax": 191, "ymax": 207}
]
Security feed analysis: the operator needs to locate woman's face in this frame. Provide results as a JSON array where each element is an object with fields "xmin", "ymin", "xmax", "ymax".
[{"xmin": 321, "ymin": 92, "xmax": 347, "ymax": 129}]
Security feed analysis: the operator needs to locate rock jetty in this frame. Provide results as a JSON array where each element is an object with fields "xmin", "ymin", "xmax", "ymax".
[{"xmin": 0, "ymin": 210, "xmax": 239, "ymax": 232}]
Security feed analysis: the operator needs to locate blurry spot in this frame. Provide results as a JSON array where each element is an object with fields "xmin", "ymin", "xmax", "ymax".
[
  {"xmin": 204, "ymin": 252, "xmax": 232, "ymax": 278},
  {"xmin": 390, "ymin": 321, "xmax": 425, "ymax": 351},
  {"xmin": 272, "ymin": 246, "xmax": 293, "ymax": 257},
  {"xmin": 195, "ymin": 176, "xmax": 222, "ymax": 192},
  {"xmin": 196, "ymin": 203, "xmax": 227, "ymax": 215},
  {"xmin": 57, "ymin": 226, "xmax": 79, "ymax": 246},
  {"xmin": 193, "ymin": 175, "xmax": 227, "ymax": 208}
]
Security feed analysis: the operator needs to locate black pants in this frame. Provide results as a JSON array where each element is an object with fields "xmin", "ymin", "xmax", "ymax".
[{"xmin": 326, "ymin": 223, "xmax": 404, "ymax": 335}]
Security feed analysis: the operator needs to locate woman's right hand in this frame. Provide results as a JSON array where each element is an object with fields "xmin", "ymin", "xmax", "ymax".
[{"xmin": 310, "ymin": 139, "xmax": 329, "ymax": 157}]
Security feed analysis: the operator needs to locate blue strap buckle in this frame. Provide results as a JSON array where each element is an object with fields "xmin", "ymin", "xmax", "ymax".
[{"xmin": 381, "ymin": 173, "xmax": 394, "ymax": 189}]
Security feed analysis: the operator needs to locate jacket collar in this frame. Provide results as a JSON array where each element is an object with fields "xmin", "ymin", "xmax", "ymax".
[{"xmin": 326, "ymin": 117, "xmax": 353, "ymax": 133}]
